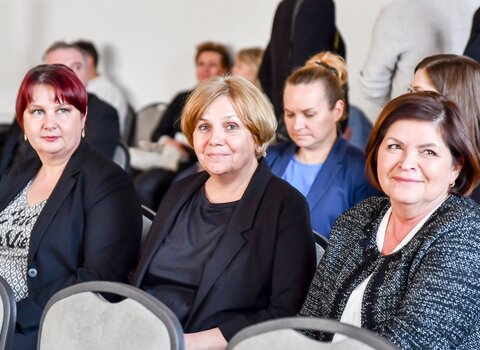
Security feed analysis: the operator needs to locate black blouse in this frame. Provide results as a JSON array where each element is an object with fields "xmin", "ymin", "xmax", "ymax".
[{"xmin": 143, "ymin": 185, "xmax": 238, "ymax": 323}]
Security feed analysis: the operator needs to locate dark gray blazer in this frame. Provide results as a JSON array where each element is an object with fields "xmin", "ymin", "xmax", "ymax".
[
  {"xmin": 0, "ymin": 141, "xmax": 142, "ymax": 337},
  {"xmin": 132, "ymin": 159, "xmax": 316, "ymax": 340}
]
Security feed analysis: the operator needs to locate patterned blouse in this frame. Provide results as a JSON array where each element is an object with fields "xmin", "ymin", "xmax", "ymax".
[{"xmin": 0, "ymin": 181, "xmax": 46, "ymax": 301}]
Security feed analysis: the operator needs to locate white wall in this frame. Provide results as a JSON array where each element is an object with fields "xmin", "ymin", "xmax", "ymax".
[
  {"xmin": 0, "ymin": 0, "xmax": 475, "ymax": 125},
  {"xmin": 0, "ymin": 0, "xmax": 280, "ymax": 123}
]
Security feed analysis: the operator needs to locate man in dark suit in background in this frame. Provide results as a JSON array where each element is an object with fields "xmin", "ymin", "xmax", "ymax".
[{"xmin": 44, "ymin": 42, "xmax": 120, "ymax": 158}]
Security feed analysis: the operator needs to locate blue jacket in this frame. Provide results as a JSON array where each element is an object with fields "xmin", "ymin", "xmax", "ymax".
[{"xmin": 266, "ymin": 137, "xmax": 378, "ymax": 238}]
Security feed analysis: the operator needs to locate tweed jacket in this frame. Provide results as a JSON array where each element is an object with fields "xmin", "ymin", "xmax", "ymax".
[{"xmin": 299, "ymin": 195, "xmax": 480, "ymax": 349}]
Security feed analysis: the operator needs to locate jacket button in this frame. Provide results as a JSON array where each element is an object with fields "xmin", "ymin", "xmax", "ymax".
[{"xmin": 28, "ymin": 268, "xmax": 37, "ymax": 278}]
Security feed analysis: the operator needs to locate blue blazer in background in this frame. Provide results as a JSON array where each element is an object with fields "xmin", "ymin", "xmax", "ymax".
[{"xmin": 266, "ymin": 137, "xmax": 379, "ymax": 238}]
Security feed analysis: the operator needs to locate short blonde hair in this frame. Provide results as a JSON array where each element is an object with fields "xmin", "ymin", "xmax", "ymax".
[
  {"xmin": 236, "ymin": 47, "xmax": 264, "ymax": 87},
  {"xmin": 181, "ymin": 75, "xmax": 277, "ymax": 158}
]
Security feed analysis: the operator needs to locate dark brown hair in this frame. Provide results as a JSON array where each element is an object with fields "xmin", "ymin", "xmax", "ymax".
[
  {"xmin": 365, "ymin": 92, "xmax": 480, "ymax": 196},
  {"xmin": 415, "ymin": 54, "xmax": 480, "ymax": 158},
  {"xmin": 195, "ymin": 41, "xmax": 231, "ymax": 72}
]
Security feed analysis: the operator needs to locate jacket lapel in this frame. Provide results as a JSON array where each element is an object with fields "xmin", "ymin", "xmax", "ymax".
[
  {"xmin": 186, "ymin": 159, "xmax": 272, "ymax": 326},
  {"xmin": 270, "ymin": 143, "xmax": 297, "ymax": 175},
  {"xmin": 0, "ymin": 161, "xmax": 39, "ymax": 214},
  {"xmin": 27, "ymin": 142, "xmax": 92, "ymax": 263},
  {"xmin": 306, "ymin": 137, "xmax": 347, "ymax": 210}
]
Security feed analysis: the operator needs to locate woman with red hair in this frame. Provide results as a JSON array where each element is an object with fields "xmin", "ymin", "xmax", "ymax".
[{"xmin": 6, "ymin": 64, "xmax": 141, "ymax": 349}]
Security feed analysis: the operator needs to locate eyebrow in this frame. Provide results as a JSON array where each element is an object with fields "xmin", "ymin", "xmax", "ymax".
[
  {"xmin": 198, "ymin": 114, "xmax": 239, "ymax": 121},
  {"xmin": 385, "ymin": 137, "xmax": 439, "ymax": 148},
  {"xmin": 27, "ymin": 101, "xmax": 69, "ymax": 108},
  {"xmin": 284, "ymin": 108, "xmax": 315, "ymax": 113}
]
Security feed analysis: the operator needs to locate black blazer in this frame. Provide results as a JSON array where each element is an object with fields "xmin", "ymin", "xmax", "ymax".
[
  {"xmin": 0, "ymin": 141, "xmax": 142, "ymax": 334},
  {"xmin": 132, "ymin": 159, "xmax": 316, "ymax": 340},
  {"xmin": 86, "ymin": 93, "xmax": 120, "ymax": 158}
]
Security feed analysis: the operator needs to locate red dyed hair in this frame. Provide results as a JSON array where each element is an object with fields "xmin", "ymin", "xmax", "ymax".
[{"xmin": 15, "ymin": 64, "xmax": 88, "ymax": 129}]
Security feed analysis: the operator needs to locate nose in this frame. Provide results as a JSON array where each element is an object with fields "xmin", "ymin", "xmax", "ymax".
[
  {"xmin": 398, "ymin": 149, "xmax": 417, "ymax": 170},
  {"xmin": 208, "ymin": 126, "xmax": 225, "ymax": 145},
  {"xmin": 43, "ymin": 111, "xmax": 57, "ymax": 130},
  {"xmin": 292, "ymin": 116, "xmax": 305, "ymax": 131}
]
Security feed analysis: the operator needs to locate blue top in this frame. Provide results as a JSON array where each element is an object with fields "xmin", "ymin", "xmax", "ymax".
[
  {"xmin": 282, "ymin": 158, "xmax": 323, "ymax": 197},
  {"xmin": 266, "ymin": 137, "xmax": 379, "ymax": 238}
]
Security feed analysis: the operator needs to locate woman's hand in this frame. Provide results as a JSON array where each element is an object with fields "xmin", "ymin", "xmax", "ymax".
[
  {"xmin": 184, "ymin": 327, "xmax": 228, "ymax": 350},
  {"xmin": 162, "ymin": 136, "xmax": 192, "ymax": 160}
]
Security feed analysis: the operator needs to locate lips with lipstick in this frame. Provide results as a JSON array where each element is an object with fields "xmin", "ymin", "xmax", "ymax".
[
  {"xmin": 392, "ymin": 176, "xmax": 423, "ymax": 184},
  {"xmin": 42, "ymin": 136, "xmax": 60, "ymax": 142}
]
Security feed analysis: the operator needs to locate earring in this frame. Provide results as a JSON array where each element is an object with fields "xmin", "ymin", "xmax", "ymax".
[
  {"xmin": 23, "ymin": 133, "xmax": 27, "ymax": 142},
  {"xmin": 449, "ymin": 181, "xmax": 455, "ymax": 188},
  {"xmin": 81, "ymin": 128, "xmax": 85, "ymax": 138}
]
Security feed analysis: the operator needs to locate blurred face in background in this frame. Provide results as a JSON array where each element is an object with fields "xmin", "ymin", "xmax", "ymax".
[
  {"xmin": 232, "ymin": 59, "xmax": 256, "ymax": 83},
  {"xmin": 196, "ymin": 51, "xmax": 225, "ymax": 83},
  {"xmin": 411, "ymin": 69, "xmax": 438, "ymax": 93},
  {"xmin": 44, "ymin": 48, "xmax": 88, "ymax": 86}
]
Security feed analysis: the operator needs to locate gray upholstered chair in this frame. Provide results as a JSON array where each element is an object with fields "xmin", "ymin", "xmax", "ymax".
[
  {"xmin": 134, "ymin": 102, "xmax": 167, "ymax": 146},
  {"xmin": 228, "ymin": 317, "xmax": 400, "ymax": 350},
  {"xmin": 141, "ymin": 204, "xmax": 156, "ymax": 249},
  {"xmin": 37, "ymin": 281, "xmax": 184, "ymax": 350},
  {"xmin": 113, "ymin": 141, "xmax": 131, "ymax": 172},
  {"xmin": 313, "ymin": 231, "xmax": 328, "ymax": 264},
  {"xmin": 0, "ymin": 276, "xmax": 15, "ymax": 350}
]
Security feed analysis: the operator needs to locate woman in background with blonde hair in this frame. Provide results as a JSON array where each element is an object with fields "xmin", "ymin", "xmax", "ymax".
[
  {"xmin": 266, "ymin": 51, "xmax": 377, "ymax": 239},
  {"xmin": 232, "ymin": 47, "xmax": 264, "ymax": 87}
]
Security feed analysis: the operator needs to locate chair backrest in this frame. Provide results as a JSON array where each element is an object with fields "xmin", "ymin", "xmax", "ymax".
[
  {"xmin": 314, "ymin": 240, "xmax": 325, "ymax": 265},
  {"xmin": 113, "ymin": 141, "xmax": 131, "ymax": 172},
  {"xmin": 122, "ymin": 104, "xmax": 137, "ymax": 146},
  {"xmin": 228, "ymin": 317, "xmax": 400, "ymax": 350},
  {"xmin": 313, "ymin": 230, "xmax": 328, "ymax": 250},
  {"xmin": 37, "ymin": 281, "xmax": 184, "ymax": 350},
  {"xmin": 0, "ymin": 276, "xmax": 15, "ymax": 350},
  {"xmin": 134, "ymin": 102, "xmax": 168, "ymax": 145},
  {"xmin": 141, "ymin": 205, "xmax": 156, "ymax": 249},
  {"xmin": 312, "ymin": 231, "xmax": 328, "ymax": 264}
]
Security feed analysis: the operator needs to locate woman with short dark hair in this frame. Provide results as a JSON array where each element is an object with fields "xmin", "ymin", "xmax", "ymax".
[{"xmin": 299, "ymin": 92, "xmax": 480, "ymax": 349}]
